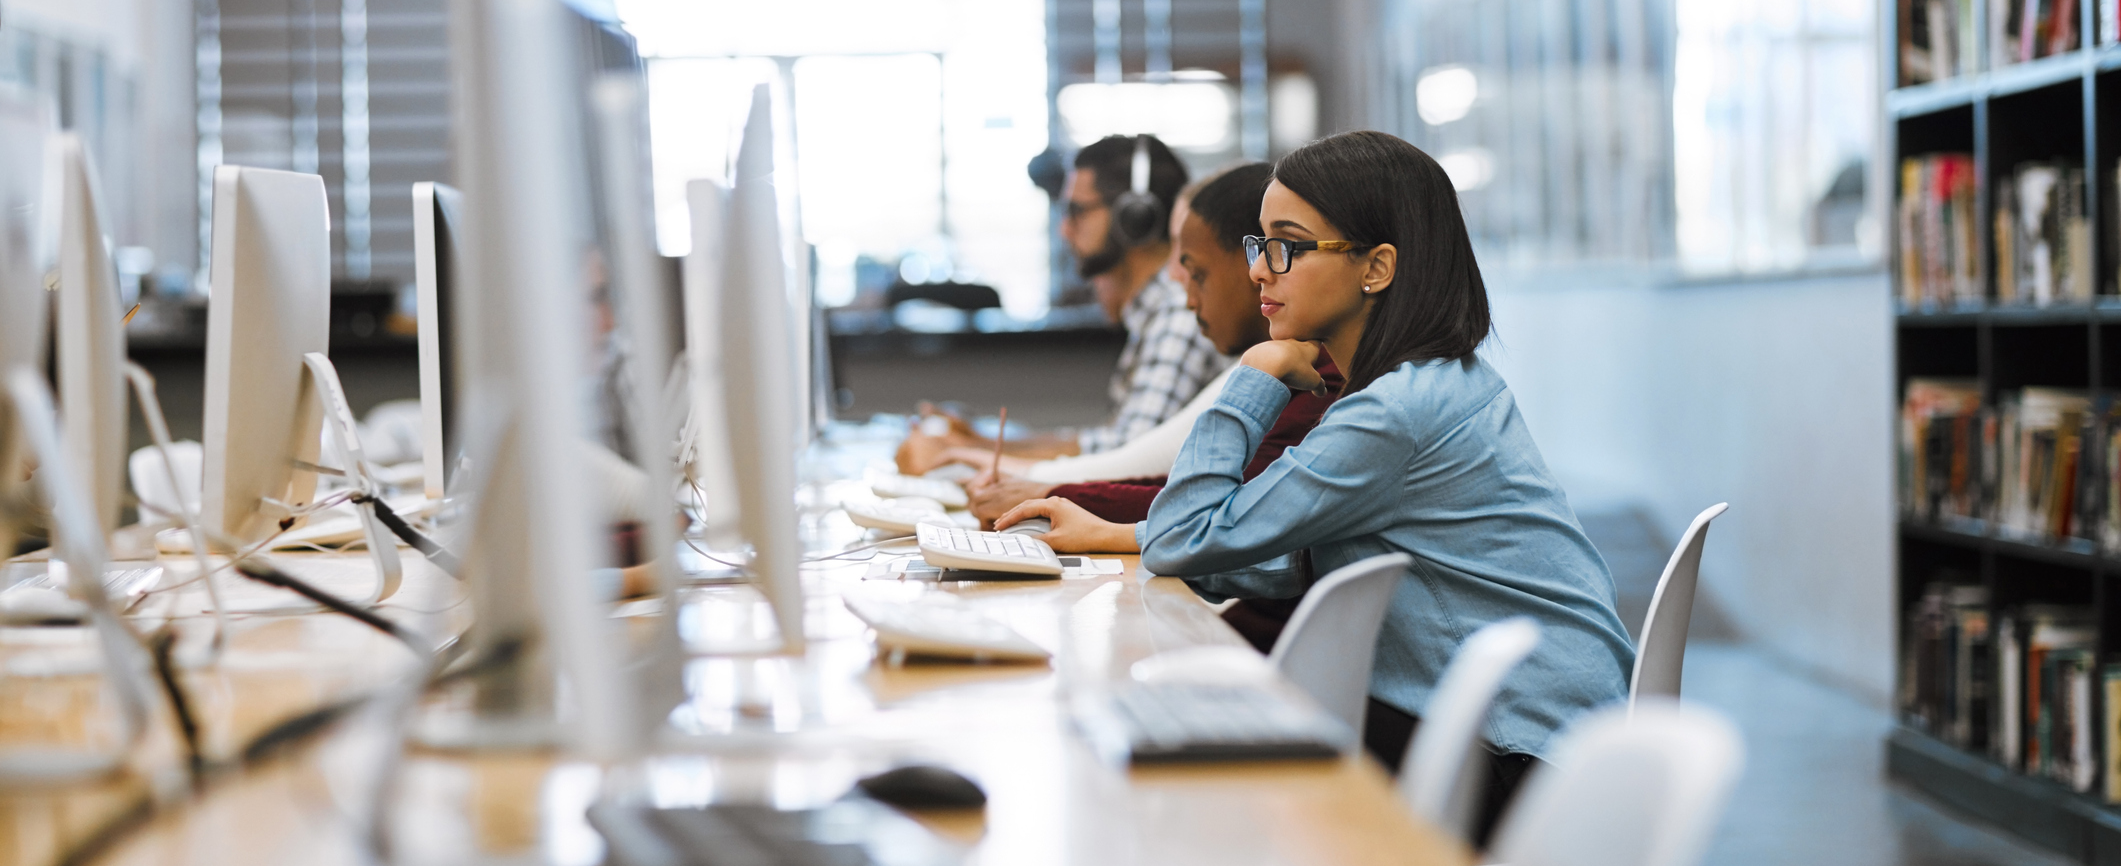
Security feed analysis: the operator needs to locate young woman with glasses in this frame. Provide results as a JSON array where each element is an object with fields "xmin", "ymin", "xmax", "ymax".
[{"xmin": 995, "ymin": 130, "xmax": 1634, "ymax": 845}]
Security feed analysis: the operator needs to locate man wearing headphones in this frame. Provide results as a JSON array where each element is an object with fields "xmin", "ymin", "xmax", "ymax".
[
  {"xmin": 897, "ymin": 134, "xmax": 1225, "ymax": 471},
  {"xmin": 1059, "ymin": 134, "xmax": 1227, "ymax": 453}
]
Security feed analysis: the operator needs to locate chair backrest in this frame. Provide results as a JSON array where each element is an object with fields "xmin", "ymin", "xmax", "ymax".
[
  {"xmin": 1399, "ymin": 617, "xmax": 1541, "ymax": 843},
  {"xmin": 1267, "ymin": 552, "xmax": 1412, "ymax": 736},
  {"xmin": 1628, "ymin": 503, "xmax": 1728, "ymax": 707},
  {"xmin": 1489, "ymin": 701, "xmax": 1744, "ymax": 866}
]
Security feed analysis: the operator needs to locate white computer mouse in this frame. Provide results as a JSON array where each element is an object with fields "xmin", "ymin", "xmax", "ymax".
[
  {"xmin": 1128, "ymin": 645, "xmax": 1274, "ymax": 685},
  {"xmin": 0, "ymin": 586, "xmax": 89, "ymax": 625}
]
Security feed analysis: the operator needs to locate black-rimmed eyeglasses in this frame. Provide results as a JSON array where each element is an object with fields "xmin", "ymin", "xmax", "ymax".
[{"xmin": 1242, "ymin": 235, "xmax": 1377, "ymax": 274}]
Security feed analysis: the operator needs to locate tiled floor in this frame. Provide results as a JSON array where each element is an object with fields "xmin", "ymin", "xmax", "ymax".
[{"xmin": 1582, "ymin": 508, "xmax": 2073, "ymax": 866}]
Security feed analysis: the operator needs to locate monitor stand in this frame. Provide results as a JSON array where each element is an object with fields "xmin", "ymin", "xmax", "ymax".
[{"xmin": 300, "ymin": 352, "xmax": 404, "ymax": 606}]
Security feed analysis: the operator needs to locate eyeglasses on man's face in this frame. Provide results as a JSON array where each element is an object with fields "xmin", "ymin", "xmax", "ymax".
[
  {"xmin": 1064, "ymin": 199, "xmax": 1109, "ymax": 222},
  {"xmin": 1242, "ymin": 235, "xmax": 1377, "ymax": 275}
]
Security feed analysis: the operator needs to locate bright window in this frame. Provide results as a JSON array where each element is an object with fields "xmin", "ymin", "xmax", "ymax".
[{"xmin": 621, "ymin": 0, "xmax": 1052, "ymax": 316}]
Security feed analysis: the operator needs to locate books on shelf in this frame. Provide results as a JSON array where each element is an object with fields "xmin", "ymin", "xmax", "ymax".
[
  {"xmin": 1897, "ymin": 381, "xmax": 2121, "ymax": 547},
  {"xmin": 1901, "ymin": 378, "xmax": 1986, "ymax": 522},
  {"xmin": 1946, "ymin": 601, "xmax": 2101, "ymax": 792},
  {"xmin": 1998, "ymin": 387, "xmax": 2098, "ymax": 540},
  {"xmin": 1997, "ymin": 162, "xmax": 2092, "ymax": 306},
  {"xmin": 1903, "ymin": 0, "xmax": 1981, "ymax": 83},
  {"xmin": 2025, "ymin": 609, "xmax": 2099, "ymax": 790},
  {"xmin": 1987, "ymin": 0, "xmax": 2086, "ymax": 68},
  {"xmin": 1898, "ymin": 154, "xmax": 1979, "ymax": 307},
  {"xmin": 1902, "ymin": 583, "xmax": 1994, "ymax": 751}
]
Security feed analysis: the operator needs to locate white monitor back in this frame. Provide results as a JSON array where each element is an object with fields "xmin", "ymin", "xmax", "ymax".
[
  {"xmin": 412, "ymin": 180, "xmax": 463, "ymax": 501},
  {"xmin": 0, "ymin": 89, "xmax": 48, "ymax": 373},
  {"xmin": 719, "ymin": 84, "xmax": 805, "ymax": 653},
  {"xmin": 0, "ymin": 90, "xmax": 48, "ymax": 557},
  {"xmin": 54, "ymin": 134, "xmax": 127, "ymax": 532},
  {"xmin": 201, "ymin": 165, "xmax": 330, "ymax": 542},
  {"xmin": 444, "ymin": 0, "xmax": 633, "ymax": 758},
  {"xmin": 682, "ymin": 180, "xmax": 740, "ymax": 543}
]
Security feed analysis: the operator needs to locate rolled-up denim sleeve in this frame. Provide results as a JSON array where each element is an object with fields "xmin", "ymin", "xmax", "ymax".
[{"xmin": 1140, "ymin": 364, "xmax": 1409, "ymax": 584}]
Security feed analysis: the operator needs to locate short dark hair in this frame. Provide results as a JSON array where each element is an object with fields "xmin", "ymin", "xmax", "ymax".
[
  {"xmin": 1186, "ymin": 162, "xmax": 1271, "ymax": 253},
  {"xmin": 1270, "ymin": 131, "xmax": 1492, "ymax": 394},
  {"xmin": 1074, "ymin": 135, "xmax": 1188, "ymax": 237}
]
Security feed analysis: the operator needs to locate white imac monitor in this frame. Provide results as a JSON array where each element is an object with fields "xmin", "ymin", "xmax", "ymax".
[
  {"xmin": 717, "ymin": 84, "xmax": 806, "ymax": 653},
  {"xmin": 412, "ymin": 181, "xmax": 463, "ymax": 501},
  {"xmin": 0, "ymin": 90, "xmax": 48, "ymax": 557},
  {"xmin": 200, "ymin": 165, "xmax": 330, "ymax": 543},
  {"xmin": 53, "ymin": 133, "xmax": 128, "ymax": 532},
  {"xmin": 682, "ymin": 179, "xmax": 741, "ymax": 546},
  {"xmin": 1, "ymin": 370, "xmax": 153, "ymax": 784},
  {"xmin": 436, "ymin": 0, "xmax": 633, "ymax": 757}
]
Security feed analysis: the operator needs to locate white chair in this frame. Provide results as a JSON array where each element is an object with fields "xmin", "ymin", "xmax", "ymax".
[
  {"xmin": 1267, "ymin": 552, "xmax": 1413, "ymax": 737},
  {"xmin": 1628, "ymin": 503, "xmax": 1728, "ymax": 708},
  {"xmin": 1488, "ymin": 701, "xmax": 1744, "ymax": 866},
  {"xmin": 1398, "ymin": 617, "xmax": 1541, "ymax": 843}
]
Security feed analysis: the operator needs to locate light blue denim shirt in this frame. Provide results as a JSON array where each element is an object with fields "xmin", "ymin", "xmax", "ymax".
[{"xmin": 1136, "ymin": 358, "xmax": 1634, "ymax": 760}]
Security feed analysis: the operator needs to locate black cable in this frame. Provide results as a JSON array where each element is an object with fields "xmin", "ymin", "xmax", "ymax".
[
  {"xmin": 356, "ymin": 494, "xmax": 461, "ymax": 576},
  {"xmin": 148, "ymin": 628, "xmax": 206, "ymax": 789},
  {"xmin": 237, "ymin": 698, "xmax": 367, "ymax": 765},
  {"xmin": 232, "ymin": 560, "xmax": 421, "ymax": 651}
]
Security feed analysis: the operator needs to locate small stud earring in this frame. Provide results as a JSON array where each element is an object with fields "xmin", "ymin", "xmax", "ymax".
[{"xmin": 1362, "ymin": 285, "xmax": 1373, "ymax": 293}]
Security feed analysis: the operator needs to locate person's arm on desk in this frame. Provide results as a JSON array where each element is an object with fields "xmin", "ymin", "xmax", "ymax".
[{"xmin": 897, "ymin": 408, "xmax": 1081, "ymax": 475}]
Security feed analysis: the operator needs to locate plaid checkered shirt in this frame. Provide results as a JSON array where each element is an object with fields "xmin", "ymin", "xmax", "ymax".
[{"xmin": 1078, "ymin": 274, "xmax": 1229, "ymax": 454}]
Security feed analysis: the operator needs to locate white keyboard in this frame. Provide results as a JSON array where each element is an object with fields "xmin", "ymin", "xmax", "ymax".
[
  {"xmin": 916, "ymin": 523, "xmax": 1063, "ymax": 576},
  {"xmin": 843, "ymin": 498, "xmax": 949, "ymax": 535},
  {"xmin": 842, "ymin": 595, "xmax": 1051, "ymax": 662},
  {"xmin": 870, "ymin": 474, "xmax": 969, "ymax": 509}
]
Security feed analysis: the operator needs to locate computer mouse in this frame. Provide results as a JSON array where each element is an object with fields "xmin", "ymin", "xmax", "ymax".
[
  {"xmin": 854, "ymin": 764, "xmax": 987, "ymax": 809},
  {"xmin": 0, "ymin": 586, "xmax": 89, "ymax": 625},
  {"xmin": 1129, "ymin": 645, "xmax": 1273, "ymax": 685},
  {"xmin": 999, "ymin": 517, "xmax": 1052, "ymax": 536}
]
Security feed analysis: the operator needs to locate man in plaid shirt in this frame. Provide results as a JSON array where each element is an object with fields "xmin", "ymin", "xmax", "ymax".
[
  {"xmin": 1079, "ymin": 270, "xmax": 1226, "ymax": 452},
  {"xmin": 1069, "ymin": 135, "xmax": 1226, "ymax": 453},
  {"xmin": 896, "ymin": 135, "xmax": 1224, "ymax": 469}
]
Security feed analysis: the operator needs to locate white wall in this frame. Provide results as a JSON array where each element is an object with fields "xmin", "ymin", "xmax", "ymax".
[{"xmin": 1482, "ymin": 269, "xmax": 1896, "ymax": 704}]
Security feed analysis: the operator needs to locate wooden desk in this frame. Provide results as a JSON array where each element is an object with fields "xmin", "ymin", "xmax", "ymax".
[{"xmin": 2, "ymin": 539, "xmax": 1467, "ymax": 865}]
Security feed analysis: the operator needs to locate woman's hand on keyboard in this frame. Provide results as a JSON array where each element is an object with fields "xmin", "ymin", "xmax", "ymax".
[
  {"xmin": 995, "ymin": 497, "xmax": 1142, "ymax": 554},
  {"xmin": 968, "ymin": 478, "xmax": 1056, "ymax": 526}
]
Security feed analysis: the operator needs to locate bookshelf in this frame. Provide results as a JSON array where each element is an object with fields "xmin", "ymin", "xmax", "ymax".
[{"xmin": 1889, "ymin": 3, "xmax": 2121, "ymax": 862}]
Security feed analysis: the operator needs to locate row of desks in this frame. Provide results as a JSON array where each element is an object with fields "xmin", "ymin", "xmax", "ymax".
[{"xmin": 0, "ymin": 480, "xmax": 1466, "ymax": 865}]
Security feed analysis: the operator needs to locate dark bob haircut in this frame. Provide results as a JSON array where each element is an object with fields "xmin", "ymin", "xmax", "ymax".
[
  {"xmin": 1270, "ymin": 130, "xmax": 1491, "ymax": 394},
  {"xmin": 1186, "ymin": 162, "xmax": 1272, "ymax": 253}
]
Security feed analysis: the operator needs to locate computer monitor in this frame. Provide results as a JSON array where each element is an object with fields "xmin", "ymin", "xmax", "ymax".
[
  {"xmin": 716, "ymin": 83, "xmax": 806, "ymax": 653},
  {"xmin": 433, "ymin": 0, "xmax": 635, "ymax": 757},
  {"xmin": 682, "ymin": 179, "xmax": 741, "ymax": 546},
  {"xmin": 200, "ymin": 165, "xmax": 330, "ymax": 543},
  {"xmin": 1, "ymin": 369, "xmax": 154, "ymax": 783},
  {"xmin": 53, "ymin": 133, "xmax": 128, "ymax": 532},
  {"xmin": 0, "ymin": 88, "xmax": 48, "ymax": 558},
  {"xmin": 412, "ymin": 181, "xmax": 462, "ymax": 501}
]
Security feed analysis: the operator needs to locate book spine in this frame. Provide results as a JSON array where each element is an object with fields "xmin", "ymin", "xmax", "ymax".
[
  {"xmin": 2072, "ymin": 659, "xmax": 2095, "ymax": 791},
  {"xmin": 2023, "ymin": 0, "xmax": 2042, "ymax": 61},
  {"xmin": 2054, "ymin": 0, "xmax": 2082, "ymax": 55},
  {"xmin": 2000, "ymin": 617, "xmax": 2023, "ymax": 767},
  {"xmin": 2106, "ymin": 664, "xmax": 2121, "ymax": 802}
]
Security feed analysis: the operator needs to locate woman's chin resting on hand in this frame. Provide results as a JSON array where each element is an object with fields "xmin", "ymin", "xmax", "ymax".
[{"xmin": 994, "ymin": 497, "xmax": 1142, "ymax": 554}]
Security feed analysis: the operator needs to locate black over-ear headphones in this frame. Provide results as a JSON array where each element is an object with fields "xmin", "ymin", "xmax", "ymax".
[{"xmin": 1109, "ymin": 135, "xmax": 1166, "ymax": 248}]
